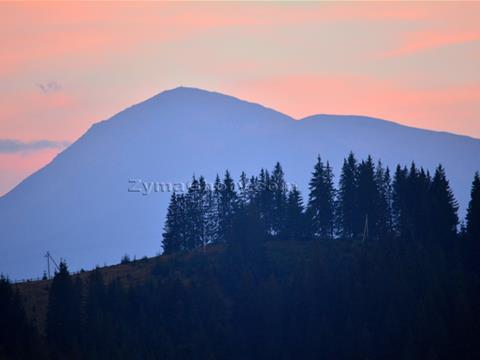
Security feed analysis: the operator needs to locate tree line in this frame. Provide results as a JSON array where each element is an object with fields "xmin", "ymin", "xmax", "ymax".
[{"xmin": 163, "ymin": 153, "xmax": 479, "ymax": 257}]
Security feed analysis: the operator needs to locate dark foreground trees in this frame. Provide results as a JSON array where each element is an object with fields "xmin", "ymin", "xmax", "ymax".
[{"xmin": 0, "ymin": 277, "xmax": 42, "ymax": 360}]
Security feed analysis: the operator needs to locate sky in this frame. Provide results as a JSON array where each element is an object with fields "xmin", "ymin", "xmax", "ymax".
[{"xmin": 1, "ymin": 2, "xmax": 480, "ymax": 196}]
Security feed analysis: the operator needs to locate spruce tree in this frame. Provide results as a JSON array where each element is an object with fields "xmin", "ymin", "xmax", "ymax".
[
  {"xmin": 430, "ymin": 165, "xmax": 458, "ymax": 244},
  {"xmin": 162, "ymin": 192, "xmax": 183, "ymax": 254},
  {"xmin": 307, "ymin": 156, "xmax": 335, "ymax": 240},
  {"xmin": 284, "ymin": 187, "xmax": 306, "ymax": 241},
  {"xmin": 185, "ymin": 176, "xmax": 202, "ymax": 250},
  {"xmin": 238, "ymin": 171, "xmax": 249, "ymax": 208},
  {"xmin": 357, "ymin": 156, "xmax": 380, "ymax": 240},
  {"xmin": 375, "ymin": 162, "xmax": 393, "ymax": 238},
  {"xmin": 271, "ymin": 162, "xmax": 288, "ymax": 237},
  {"xmin": 218, "ymin": 170, "xmax": 238, "ymax": 241},
  {"xmin": 336, "ymin": 152, "xmax": 358, "ymax": 239},
  {"xmin": 392, "ymin": 165, "xmax": 409, "ymax": 238},
  {"xmin": 247, "ymin": 175, "xmax": 259, "ymax": 204},
  {"xmin": 258, "ymin": 168, "xmax": 273, "ymax": 235},
  {"xmin": 46, "ymin": 261, "xmax": 82, "ymax": 354},
  {"xmin": 201, "ymin": 177, "xmax": 216, "ymax": 247},
  {"xmin": 466, "ymin": 172, "xmax": 480, "ymax": 271},
  {"xmin": 466, "ymin": 172, "xmax": 480, "ymax": 242}
]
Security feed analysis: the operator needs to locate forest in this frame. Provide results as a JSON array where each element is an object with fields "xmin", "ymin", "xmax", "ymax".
[{"xmin": 1, "ymin": 152, "xmax": 480, "ymax": 360}]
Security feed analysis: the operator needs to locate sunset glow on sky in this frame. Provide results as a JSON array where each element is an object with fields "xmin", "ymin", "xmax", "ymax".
[{"xmin": 1, "ymin": 2, "xmax": 480, "ymax": 195}]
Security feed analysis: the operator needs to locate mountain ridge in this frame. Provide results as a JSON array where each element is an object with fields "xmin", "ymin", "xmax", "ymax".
[{"xmin": 1, "ymin": 86, "xmax": 479, "ymax": 280}]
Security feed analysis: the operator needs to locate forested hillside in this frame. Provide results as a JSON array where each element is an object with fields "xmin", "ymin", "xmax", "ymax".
[{"xmin": 2, "ymin": 153, "xmax": 480, "ymax": 360}]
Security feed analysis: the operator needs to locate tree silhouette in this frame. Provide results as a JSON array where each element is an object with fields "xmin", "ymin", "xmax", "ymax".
[
  {"xmin": 356, "ymin": 156, "xmax": 380, "ymax": 240},
  {"xmin": 163, "ymin": 192, "xmax": 185, "ymax": 253},
  {"xmin": 466, "ymin": 172, "xmax": 480, "ymax": 242},
  {"xmin": 284, "ymin": 186, "xmax": 306, "ymax": 241},
  {"xmin": 46, "ymin": 261, "xmax": 82, "ymax": 355},
  {"xmin": 271, "ymin": 162, "xmax": 288, "ymax": 237},
  {"xmin": 218, "ymin": 170, "xmax": 238, "ymax": 242},
  {"xmin": 307, "ymin": 156, "xmax": 335, "ymax": 240},
  {"xmin": 336, "ymin": 152, "xmax": 359, "ymax": 239},
  {"xmin": 430, "ymin": 165, "xmax": 458, "ymax": 246}
]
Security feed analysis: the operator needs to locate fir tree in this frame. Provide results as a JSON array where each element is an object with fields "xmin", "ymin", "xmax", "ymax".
[
  {"xmin": 357, "ymin": 156, "xmax": 380, "ymax": 240},
  {"xmin": 375, "ymin": 162, "xmax": 393, "ymax": 238},
  {"xmin": 218, "ymin": 170, "xmax": 238, "ymax": 241},
  {"xmin": 271, "ymin": 162, "xmax": 288, "ymax": 237},
  {"xmin": 238, "ymin": 171, "xmax": 249, "ymax": 208},
  {"xmin": 162, "ymin": 192, "xmax": 184, "ymax": 254},
  {"xmin": 430, "ymin": 165, "xmax": 459, "ymax": 245},
  {"xmin": 46, "ymin": 261, "xmax": 82, "ymax": 354},
  {"xmin": 392, "ymin": 165, "xmax": 409, "ymax": 238},
  {"xmin": 336, "ymin": 152, "xmax": 358, "ymax": 239},
  {"xmin": 258, "ymin": 168, "xmax": 274, "ymax": 235},
  {"xmin": 307, "ymin": 156, "xmax": 335, "ymax": 239},
  {"xmin": 466, "ymin": 172, "xmax": 480, "ymax": 242},
  {"xmin": 284, "ymin": 187, "xmax": 306, "ymax": 241}
]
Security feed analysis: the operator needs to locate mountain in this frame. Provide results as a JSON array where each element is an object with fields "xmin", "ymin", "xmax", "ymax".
[{"xmin": 1, "ymin": 87, "xmax": 479, "ymax": 280}]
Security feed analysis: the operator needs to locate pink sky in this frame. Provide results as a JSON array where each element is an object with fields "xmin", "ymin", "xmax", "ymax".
[{"xmin": 1, "ymin": 2, "xmax": 480, "ymax": 195}]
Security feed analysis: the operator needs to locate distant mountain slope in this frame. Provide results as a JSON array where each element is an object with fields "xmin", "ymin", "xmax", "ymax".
[{"xmin": 1, "ymin": 87, "xmax": 479, "ymax": 279}]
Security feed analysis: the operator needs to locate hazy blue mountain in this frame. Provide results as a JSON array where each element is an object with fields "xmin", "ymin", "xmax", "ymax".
[{"xmin": 1, "ymin": 87, "xmax": 479, "ymax": 279}]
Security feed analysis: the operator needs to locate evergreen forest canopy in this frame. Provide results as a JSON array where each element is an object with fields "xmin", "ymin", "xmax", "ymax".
[{"xmin": 2, "ymin": 152, "xmax": 480, "ymax": 360}]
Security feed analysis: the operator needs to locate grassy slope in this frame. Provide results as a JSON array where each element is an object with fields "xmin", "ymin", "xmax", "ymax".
[{"xmin": 14, "ymin": 244, "xmax": 230, "ymax": 333}]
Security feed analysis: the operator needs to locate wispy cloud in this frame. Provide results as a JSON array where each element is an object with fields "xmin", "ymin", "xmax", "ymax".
[
  {"xmin": 36, "ymin": 81, "xmax": 62, "ymax": 94},
  {"xmin": 379, "ymin": 30, "xmax": 480, "ymax": 59},
  {"xmin": 0, "ymin": 139, "xmax": 69, "ymax": 154}
]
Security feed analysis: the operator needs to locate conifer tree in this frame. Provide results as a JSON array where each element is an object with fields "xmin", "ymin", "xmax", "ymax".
[
  {"xmin": 466, "ymin": 172, "xmax": 480, "ymax": 242},
  {"xmin": 430, "ymin": 165, "xmax": 458, "ymax": 244},
  {"xmin": 392, "ymin": 165, "xmax": 408, "ymax": 238},
  {"xmin": 185, "ymin": 176, "xmax": 203, "ymax": 250},
  {"xmin": 284, "ymin": 187, "xmax": 306, "ymax": 241},
  {"xmin": 271, "ymin": 162, "xmax": 288, "ymax": 237},
  {"xmin": 307, "ymin": 156, "xmax": 335, "ymax": 239},
  {"xmin": 375, "ymin": 162, "xmax": 393, "ymax": 237},
  {"xmin": 247, "ymin": 175, "xmax": 259, "ymax": 204},
  {"xmin": 336, "ymin": 152, "xmax": 358, "ymax": 239},
  {"xmin": 238, "ymin": 171, "xmax": 249, "ymax": 207},
  {"xmin": 208, "ymin": 174, "xmax": 222, "ymax": 244},
  {"xmin": 162, "ymin": 192, "xmax": 184, "ymax": 254},
  {"xmin": 357, "ymin": 156, "xmax": 380, "ymax": 240},
  {"xmin": 46, "ymin": 261, "xmax": 82, "ymax": 354},
  {"xmin": 218, "ymin": 170, "xmax": 238, "ymax": 241},
  {"xmin": 0, "ymin": 277, "xmax": 39, "ymax": 359},
  {"xmin": 258, "ymin": 168, "xmax": 274, "ymax": 234}
]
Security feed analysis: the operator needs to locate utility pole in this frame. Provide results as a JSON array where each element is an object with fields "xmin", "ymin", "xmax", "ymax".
[
  {"xmin": 44, "ymin": 251, "xmax": 60, "ymax": 279},
  {"xmin": 45, "ymin": 252, "xmax": 50, "ymax": 279}
]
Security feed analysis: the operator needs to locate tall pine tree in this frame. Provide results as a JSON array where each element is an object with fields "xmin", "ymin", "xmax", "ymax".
[
  {"xmin": 466, "ymin": 172, "xmax": 480, "ymax": 242},
  {"xmin": 357, "ymin": 156, "xmax": 380, "ymax": 240},
  {"xmin": 284, "ymin": 187, "xmax": 306, "ymax": 241},
  {"xmin": 271, "ymin": 162, "xmax": 288, "ymax": 237},
  {"xmin": 430, "ymin": 165, "xmax": 458, "ymax": 245},
  {"xmin": 307, "ymin": 156, "xmax": 335, "ymax": 240},
  {"xmin": 218, "ymin": 170, "xmax": 238, "ymax": 242},
  {"xmin": 336, "ymin": 152, "xmax": 358, "ymax": 239},
  {"xmin": 162, "ymin": 192, "xmax": 184, "ymax": 254}
]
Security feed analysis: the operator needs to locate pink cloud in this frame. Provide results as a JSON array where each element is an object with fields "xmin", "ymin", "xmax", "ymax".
[
  {"xmin": 380, "ymin": 30, "xmax": 480, "ymax": 58},
  {"xmin": 0, "ymin": 149, "xmax": 60, "ymax": 196}
]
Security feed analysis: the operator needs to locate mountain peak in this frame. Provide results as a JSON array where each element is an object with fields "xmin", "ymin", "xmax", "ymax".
[{"xmin": 1, "ymin": 87, "xmax": 480, "ymax": 280}]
